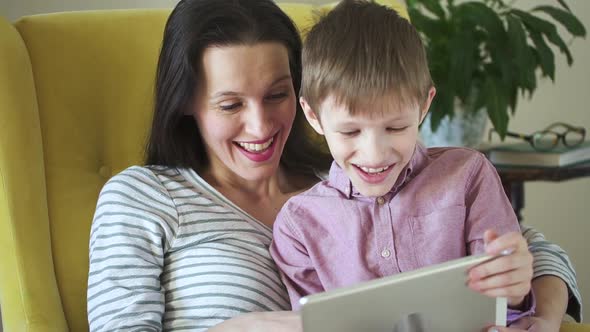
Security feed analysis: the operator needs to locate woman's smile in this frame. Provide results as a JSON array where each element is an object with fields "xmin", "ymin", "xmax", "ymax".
[{"xmin": 234, "ymin": 132, "xmax": 279, "ymax": 162}]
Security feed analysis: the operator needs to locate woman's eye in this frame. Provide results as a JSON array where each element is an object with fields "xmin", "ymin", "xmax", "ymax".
[
  {"xmin": 219, "ymin": 103, "xmax": 242, "ymax": 111},
  {"xmin": 265, "ymin": 92, "xmax": 288, "ymax": 101}
]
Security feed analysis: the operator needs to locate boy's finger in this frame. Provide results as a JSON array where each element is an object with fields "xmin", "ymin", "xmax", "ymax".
[
  {"xmin": 484, "ymin": 232, "xmax": 524, "ymax": 255},
  {"xmin": 484, "ymin": 229, "xmax": 498, "ymax": 247},
  {"xmin": 469, "ymin": 269, "xmax": 531, "ymax": 292},
  {"xmin": 479, "ymin": 282, "xmax": 530, "ymax": 299},
  {"xmin": 468, "ymin": 254, "xmax": 532, "ymax": 281}
]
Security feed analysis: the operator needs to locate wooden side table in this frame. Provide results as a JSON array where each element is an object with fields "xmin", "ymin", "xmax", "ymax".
[{"xmin": 492, "ymin": 161, "xmax": 590, "ymax": 222}]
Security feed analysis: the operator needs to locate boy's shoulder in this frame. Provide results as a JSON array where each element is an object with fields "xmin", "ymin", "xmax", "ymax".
[
  {"xmin": 279, "ymin": 179, "xmax": 348, "ymax": 218},
  {"xmin": 424, "ymin": 145, "xmax": 488, "ymax": 167},
  {"xmin": 290, "ymin": 179, "xmax": 345, "ymax": 201},
  {"xmin": 416, "ymin": 146, "xmax": 495, "ymax": 184}
]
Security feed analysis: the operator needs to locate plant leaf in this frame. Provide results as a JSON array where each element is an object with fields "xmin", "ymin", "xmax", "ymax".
[
  {"xmin": 556, "ymin": 0, "xmax": 571, "ymax": 12},
  {"xmin": 418, "ymin": 0, "xmax": 447, "ymax": 19},
  {"xmin": 484, "ymin": 77, "xmax": 509, "ymax": 139},
  {"xmin": 533, "ymin": 5, "xmax": 586, "ymax": 37},
  {"xmin": 511, "ymin": 9, "xmax": 573, "ymax": 65},
  {"xmin": 521, "ymin": 46, "xmax": 539, "ymax": 95},
  {"xmin": 508, "ymin": 88, "xmax": 518, "ymax": 115},
  {"xmin": 408, "ymin": 7, "xmax": 443, "ymax": 39},
  {"xmin": 455, "ymin": 2, "xmax": 506, "ymax": 39},
  {"xmin": 506, "ymin": 16, "xmax": 534, "ymax": 87},
  {"xmin": 447, "ymin": 30, "xmax": 477, "ymax": 101},
  {"xmin": 429, "ymin": 90, "xmax": 453, "ymax": 132},
  {"xmin": 528, "ymin": 30, "xmax": 556, "ymax": 80}
]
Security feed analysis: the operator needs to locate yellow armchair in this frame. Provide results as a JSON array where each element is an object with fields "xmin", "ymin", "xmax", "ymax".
[
  {"xmin": 0, "ymin": 2, "xmax": 586, "ymax": 332},
  {"xmin": 0, "ymin": 9, "xmax": 170, "ymax": 331}
]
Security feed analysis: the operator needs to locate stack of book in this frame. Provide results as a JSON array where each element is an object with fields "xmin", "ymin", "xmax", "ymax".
[{"xmin": 485, "ymin": 141, "xmax": 590, "ymax": 167}]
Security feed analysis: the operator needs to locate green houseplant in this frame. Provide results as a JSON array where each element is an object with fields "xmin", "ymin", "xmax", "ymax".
[{"xmin": 407, "ymin": 0, "xmax": 586, "ymax": 144}]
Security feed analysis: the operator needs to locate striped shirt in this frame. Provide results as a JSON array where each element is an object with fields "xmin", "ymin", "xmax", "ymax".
[
  {"xmin": 88, "ymin": 166, "xmax": 289, "ymax": 332},
  {"xmin": 521, "ymin": 224, "xmax": 583, "ymax": 322},
  {"xmin": 87, "ymin": 165, "xmax": 582, "ymax": 331}
]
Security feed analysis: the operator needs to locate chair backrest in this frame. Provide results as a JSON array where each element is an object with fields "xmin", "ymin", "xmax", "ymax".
[{"xmin": 0, "ymin": 2, "xmax": 407, "ymax": 331}]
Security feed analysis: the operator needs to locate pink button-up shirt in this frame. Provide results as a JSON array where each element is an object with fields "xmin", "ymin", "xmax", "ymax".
[{"xmin": 270, "ymin": 144, "xmax": 533, "ymax": 322}]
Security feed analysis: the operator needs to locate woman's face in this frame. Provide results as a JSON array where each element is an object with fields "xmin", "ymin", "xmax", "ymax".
[{"xmin": 193, "ymin": 42, "xmax": 296, "ymax": 182}]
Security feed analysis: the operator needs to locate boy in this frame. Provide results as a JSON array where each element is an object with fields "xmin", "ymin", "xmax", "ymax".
[{"xmin": 269, "ymin": 0, "xmax": 535, "ymax": 324}]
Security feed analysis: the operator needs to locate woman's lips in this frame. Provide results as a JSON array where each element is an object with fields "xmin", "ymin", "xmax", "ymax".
[{"xmin": 234, "ymin": 132, "xmax": 278, "ymax": 163}]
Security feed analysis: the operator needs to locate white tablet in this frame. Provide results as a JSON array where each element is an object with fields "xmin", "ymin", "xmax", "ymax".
[{"xmin": 300, "ymin": 254, "xmax": 507, "ymax": 332}]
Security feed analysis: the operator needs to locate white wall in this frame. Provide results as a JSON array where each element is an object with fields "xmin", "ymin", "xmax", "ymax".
[
  {"xmin": 503, "ymin": 0, "xmax": 590, "ymax": 321},
  {"xmin": 1, "ymin": 0, "xmax": 179, "ymax": 21},
  {"xmin": 0, "ymin": 0, "xmax": 588, "ymax": 323}
]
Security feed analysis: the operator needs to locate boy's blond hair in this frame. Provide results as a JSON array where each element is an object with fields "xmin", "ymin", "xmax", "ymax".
[{"xmin": 301, "ymin": 0, "xmax": 433, "ymax": 115}]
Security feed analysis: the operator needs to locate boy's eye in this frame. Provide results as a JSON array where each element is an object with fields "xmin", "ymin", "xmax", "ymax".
[
  {"xmin": 387, "ymin": 126, "xmax": 408, "ymax": 132},
  {"xmin": 340, "ymin": 130, "xmax": 359, "ymax": 137},
  {"xmin": 219, "ymin": 102, "xmax": 242, "ymax": 111}
]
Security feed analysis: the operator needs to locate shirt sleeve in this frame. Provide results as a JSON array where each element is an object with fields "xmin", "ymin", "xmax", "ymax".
[
  {"xmin": 521, "ymin": 224, "xmax": 583, "ymax": 322},
  {"xmin": 464, "ymin": 154, "xmax": 521, "ymax": 254},
  {"xmin": 87, "ymin": 167, "xmax": 179, "ymax": 332},
  {"xmin": 464, "ymin": 155, "xmax": 535, "ymax": 322},
  {"xmin": 270, "ymin": 202, "xmax": 324, "ymax": 311}
]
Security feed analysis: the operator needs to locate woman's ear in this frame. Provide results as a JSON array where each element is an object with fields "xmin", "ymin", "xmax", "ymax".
[
  {"xmin": 419, "ymin": 86, "xmax": 437, "ymax": 125},
  {"xmin": 300, "ymin": 97, "xmax": 324, "ymax": 135}
]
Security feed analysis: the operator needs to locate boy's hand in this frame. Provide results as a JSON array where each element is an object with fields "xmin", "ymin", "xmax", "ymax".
[{"xmin": 467, "ymin": 230, "xmax": 533, "ymax": 307}]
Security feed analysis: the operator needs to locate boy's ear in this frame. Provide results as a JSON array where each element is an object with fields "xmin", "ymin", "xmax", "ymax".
[
  {"xmin": 300, "ymin": 97, "xmax": 324, "ymax": 135},
  {"xmin": 419, "ymin": 86, "xmax": 437, "ymax": 125}
]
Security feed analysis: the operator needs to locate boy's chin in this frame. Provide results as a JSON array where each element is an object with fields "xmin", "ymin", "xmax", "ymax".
[
  {"xmin": 353, "ymin": 183, "xmax": 392, "ymax": 198},
  {"xmin": 347, "ymin": 170, "xmax": 397, "ymax": 197}
]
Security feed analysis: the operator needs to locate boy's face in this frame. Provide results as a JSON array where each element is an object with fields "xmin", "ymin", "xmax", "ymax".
[{"xmin": 302, "ymin": 88, "xmax": 435, "ymax": 197}]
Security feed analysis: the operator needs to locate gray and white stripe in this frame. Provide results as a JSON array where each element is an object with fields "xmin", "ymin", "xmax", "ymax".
[
  {"xmin": 521, "ymin": 224, "xmax": 583, "ymax": 322},
  {"xmin": 88, "ymin": 166, "xmax": 289, "ymax": 332}
]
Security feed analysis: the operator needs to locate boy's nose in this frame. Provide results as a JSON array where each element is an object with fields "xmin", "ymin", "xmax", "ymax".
[{"xmin": 362, "ymin": 134, "xmax": 390, "ymax": 162}]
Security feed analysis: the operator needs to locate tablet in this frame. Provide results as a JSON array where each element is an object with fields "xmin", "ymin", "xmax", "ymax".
[{"xmin": 300, "ymin": 254, "xmax": 507, "ymax": 332}]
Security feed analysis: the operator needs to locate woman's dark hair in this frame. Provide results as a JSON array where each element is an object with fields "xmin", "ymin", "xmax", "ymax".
[{"xmin": 146, "ymin": 0, "xmax": 332, "ymax": 175}]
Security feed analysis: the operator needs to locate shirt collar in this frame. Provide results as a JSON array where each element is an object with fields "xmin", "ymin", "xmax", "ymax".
[{"xmin": 327, "ymin": 142, "xmax": 429, "ymax": 199}]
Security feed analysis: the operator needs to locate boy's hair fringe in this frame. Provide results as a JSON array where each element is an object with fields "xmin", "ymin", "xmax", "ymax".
[{"xmin": 301, "ymin": 0, "xmax": 433, "ymax": 115}]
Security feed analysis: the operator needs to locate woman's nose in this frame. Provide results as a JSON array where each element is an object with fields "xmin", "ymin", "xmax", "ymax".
[{"xmin": 244, "ymin": 102, "xmax": 272, "ymax": 136}]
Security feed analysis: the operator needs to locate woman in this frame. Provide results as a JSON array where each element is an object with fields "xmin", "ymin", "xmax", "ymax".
[{"xmin": 87, "ymin": 0, "xmax": 581, "ymax": 331}]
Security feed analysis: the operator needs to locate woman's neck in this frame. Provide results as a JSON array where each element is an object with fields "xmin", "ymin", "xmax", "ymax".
[{"xmin": 200, "ymin": 165, "xmax": 293, "ymax": 200}]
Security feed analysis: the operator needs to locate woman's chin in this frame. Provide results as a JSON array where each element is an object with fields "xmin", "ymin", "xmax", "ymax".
[{"xmin": 239, "ymin": 167, "xmax": 280, "ymax": 182}]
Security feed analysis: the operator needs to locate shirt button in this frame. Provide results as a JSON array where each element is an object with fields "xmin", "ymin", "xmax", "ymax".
[
  {"xmin": 377, "ymin": 196, "xmax": 385, "ymax": 205},
  {"xmin": 381, "ymin": 248, "xmax": 391, "ymax": 258}
]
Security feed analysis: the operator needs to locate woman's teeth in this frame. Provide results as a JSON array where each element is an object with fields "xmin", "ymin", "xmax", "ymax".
[
  {"xmin": 237, "ymin": 137, "xmax": 274, "ymax": 152},
  {"xmin": 358, "ymin": 165, "xmax": 390, "ymax": 174}
]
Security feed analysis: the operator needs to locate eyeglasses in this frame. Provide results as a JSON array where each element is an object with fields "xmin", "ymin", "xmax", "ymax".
[{"xmin": 488, "ymin": 122, "xmax": 586, "ymax": 151}]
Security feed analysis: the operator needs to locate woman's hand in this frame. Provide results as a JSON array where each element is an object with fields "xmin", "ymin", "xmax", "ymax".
[
  {"xmin": 484, "ymin": 272, "xmax": 569, "ymax": 332},
  {"xmin": 484, "ymin": 315, "xmax": 561, "ymax": 332},
  {"xmin": 208, "ymin": 311, "xmax": 302, "ymax": 332},
  {"xmin": 468, "ymin": 230, "xmax": 533, "ymax": 307}
]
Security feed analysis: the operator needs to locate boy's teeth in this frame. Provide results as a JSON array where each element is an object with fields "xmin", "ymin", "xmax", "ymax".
[
  {"xmin": 237, "ymin": 137, "xmax": 273, "ymax": 152},
  {"xmin": 359, "ymin": 165, "xmax": 390, "ymax": 174}
]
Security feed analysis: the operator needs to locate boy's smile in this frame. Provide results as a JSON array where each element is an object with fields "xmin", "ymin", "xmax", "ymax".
[
  {"xmin": 352, "ymin": 162, "xmax": 396, "ymax": 185},
  {"xmin": 302, "ymin": 89, "xmax": 435, "ymax": 197}
]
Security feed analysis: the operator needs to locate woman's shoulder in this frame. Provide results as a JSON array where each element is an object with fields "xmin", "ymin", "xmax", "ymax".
[
  {"xmin": 104, "ymin": 165, "xmax": 190, "ymax": 191},
  {"xmin": 98, "ymin": 165, "xmax": 195, "ymax": 211}
]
